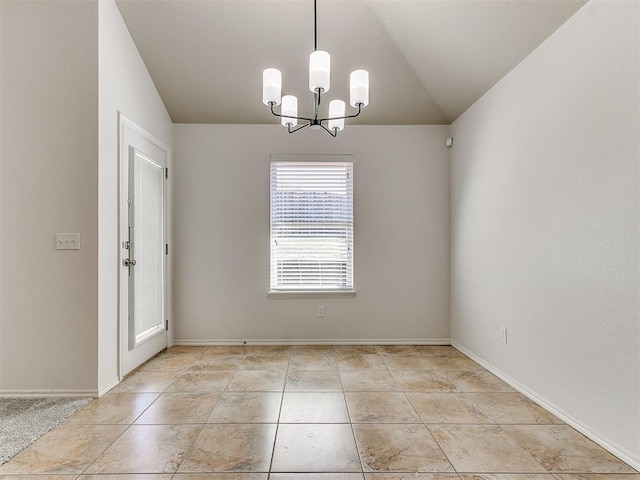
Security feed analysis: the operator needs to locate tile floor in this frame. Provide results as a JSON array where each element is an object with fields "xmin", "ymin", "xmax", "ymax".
[{"xmin": 0, "ymin": 345, "xmax": 638, "ymax": 479}]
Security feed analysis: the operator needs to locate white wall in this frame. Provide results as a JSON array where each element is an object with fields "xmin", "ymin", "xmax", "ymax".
[
  {"xmin": 0, "ymin": 1, "xmax": 99, "ymax": 393},
  {"xmin": 173, "ymin": 125, "xmax": 450, "ymax": 343},
  {"xmin": 98, "ymin": 0, "xmax": 173, "ymax": 394},
  {"xmin": 451, "ymin": 0, "xmax": 639, "ymax": 468}
]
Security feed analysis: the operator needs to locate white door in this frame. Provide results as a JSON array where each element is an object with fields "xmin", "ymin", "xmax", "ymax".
[{"xmin": 119, "ymin": 115, "xmax": 169, "ymax": 376}]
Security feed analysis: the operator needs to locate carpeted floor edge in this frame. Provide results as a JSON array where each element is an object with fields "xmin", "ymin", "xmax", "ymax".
[{"xmin": 0, "ymin": 397, "xmax": 92, "ymax": 465}]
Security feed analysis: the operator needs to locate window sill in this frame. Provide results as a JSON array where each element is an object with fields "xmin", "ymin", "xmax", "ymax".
[{"xmin": 268, "ymin": 290, "xmax": 356, "ymax": 299}]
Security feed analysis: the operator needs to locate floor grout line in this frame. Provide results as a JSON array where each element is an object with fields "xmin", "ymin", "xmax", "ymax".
[
  {"xmin": 267, "ymin": 345, "xmax": 292, "ymax": 475},
  {"xmin": 334, "ymin": 346, "xmax": 366, "ymax": 477}
]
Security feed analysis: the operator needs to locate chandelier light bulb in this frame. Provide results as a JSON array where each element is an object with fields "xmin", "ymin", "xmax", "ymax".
[
  {"xmin": 309, "ymin": 50, "xmax": 331, "ymax": 93},
  {"xmin": 263, "ymin": 68, "xmax": 282, "ymax": 106},
  {"xmin": 350, "ymin": 69, "xmax": 369, "ymax": 107},
  {"xmin": 328, "ymin": 100, "xmax": 345, "ymax": 131},
  {"xmin": 281, "ymin": 95, "xmax": 298, "ymax": 127}
]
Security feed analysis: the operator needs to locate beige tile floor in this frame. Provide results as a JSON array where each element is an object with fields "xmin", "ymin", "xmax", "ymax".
[{"xmin": 1, "ymin": 345, "xmax": 638, "ymax": 479}]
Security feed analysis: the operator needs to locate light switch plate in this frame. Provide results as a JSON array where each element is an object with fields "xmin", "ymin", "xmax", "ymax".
[{"xmin": 56, "ymin": 233, "xmax": 81, "ymax": 250}]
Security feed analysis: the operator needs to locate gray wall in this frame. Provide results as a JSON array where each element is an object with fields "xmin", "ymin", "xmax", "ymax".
[
  {"xmin": 0, "ymin": 0, "xmax": 99, "ymax": 393},
  {"xmin": 0, "ymin": 0, "xmax": 172, "ymax": 395},
  {"xmin": 173, "ymin": 125, "xmax": 451, "ymax": 343},
  {"xmin": 450, "ymin": 0, "xmax": 639, "ymax": 467}
]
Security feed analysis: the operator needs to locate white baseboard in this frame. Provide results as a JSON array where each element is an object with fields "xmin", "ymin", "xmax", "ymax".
[
  {"xmin": 98, "ymin": 378, "xmax": 120, "ymax": 397},
  {"xmin": 0, "ymin": 389, "xmax": 97, "ymax": 398},
  {"xmin": 452, "ymin": 341, "xmax": 640, "ymax": 471},
  {"xmin": 173, "ymin": 338, "xmax": 451, "ymax": 346}
]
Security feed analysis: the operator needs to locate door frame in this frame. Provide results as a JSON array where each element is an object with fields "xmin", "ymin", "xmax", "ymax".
[{"xmin": 118, "ymin": 113, "xmax": 172, "ymax": 378}]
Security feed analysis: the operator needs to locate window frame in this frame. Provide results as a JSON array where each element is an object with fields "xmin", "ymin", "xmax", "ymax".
[{"xmin": 268, "ymin": 154, "xmax": 355, "ymax": 298}]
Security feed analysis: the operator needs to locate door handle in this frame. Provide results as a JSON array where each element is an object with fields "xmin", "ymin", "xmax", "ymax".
[{"xmin": 124, "ymin": 258, "xmax": 136, "ymax": 267}]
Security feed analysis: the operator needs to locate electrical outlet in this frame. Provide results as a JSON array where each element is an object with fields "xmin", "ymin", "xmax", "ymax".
[
  {"xmin": 317, "ymin": 305, "xmax": 325, "ymax": 317},
  {"xmin": 500, "ymin": 326, "xmax": 508, "ymax": 343}
]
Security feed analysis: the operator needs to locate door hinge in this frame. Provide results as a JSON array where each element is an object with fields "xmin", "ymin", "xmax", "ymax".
[
  {"xmin": 165, "ymin": 167, "xmax": 168, "ymax": 179},
  {"xmin": 165, "ymin": 319, "xmax": 169, "ymax": 331},
  {"xmin": 165, "ymin": 243, "xmax": 168, "ymax": 255}
]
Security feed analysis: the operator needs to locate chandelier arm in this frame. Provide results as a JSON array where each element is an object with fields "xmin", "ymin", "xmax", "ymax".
[
  {"xmin": 320, "ymin": 123, "xmax": 338, "ymax": 137},
  {"xmin": 288, "ymin": 123, "xmax": 312, "ymax": 134},
  {"xmin": 269, "ymin": 102, "xmax": 314, "ymax": 122},
  {"xmin": 319, "ymin": 104, "xmax": 363, "ymax": 122}
]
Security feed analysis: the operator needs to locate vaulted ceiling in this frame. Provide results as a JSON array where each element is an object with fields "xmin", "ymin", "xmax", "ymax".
[{"xmin": 115, "ymin": 0, "xmax": 587, "ymax": 125}]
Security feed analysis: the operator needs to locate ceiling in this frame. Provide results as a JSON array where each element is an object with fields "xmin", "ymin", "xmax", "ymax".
[{"xmin": 115, "ymin": 0, "xmax": 588, "ymax": 125}]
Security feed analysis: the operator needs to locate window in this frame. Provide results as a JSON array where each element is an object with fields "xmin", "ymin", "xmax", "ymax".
[{"xmin": 270, "ymin": 155, "xmax": 354, "ymax": 295}]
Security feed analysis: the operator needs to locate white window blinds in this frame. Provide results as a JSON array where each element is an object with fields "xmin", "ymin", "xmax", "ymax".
[{"xmin": 270, "ymin": 157, "xmax": 354, "ymax": 291}]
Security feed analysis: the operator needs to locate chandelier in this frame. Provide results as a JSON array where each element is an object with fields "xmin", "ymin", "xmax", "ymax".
[{"xmin": 262, "ymin": 0, "xmax": 369, "ymax": 137}]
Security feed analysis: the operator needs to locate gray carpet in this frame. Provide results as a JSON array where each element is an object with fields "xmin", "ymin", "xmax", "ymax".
[{"xmin": 0, "ymin": 397, "xmax": 92, "ymax": 464}]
